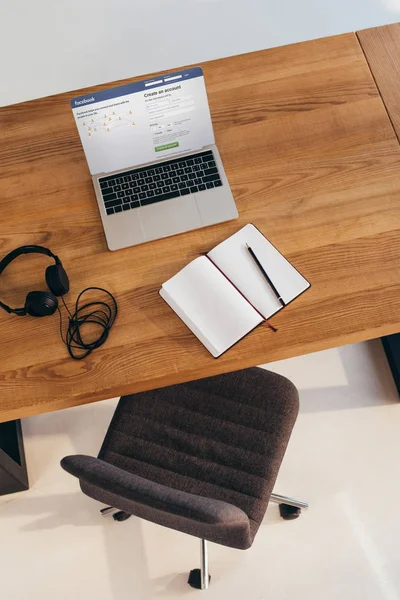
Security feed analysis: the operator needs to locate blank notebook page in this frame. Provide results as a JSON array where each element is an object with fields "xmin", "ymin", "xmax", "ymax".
[
  {"xmin": 208, "ymin": 224, "xmax": 310, "ymax": 319},
  {"xmin": 160, "ymin": 256, "xmax": 263, "ymax": 357}
]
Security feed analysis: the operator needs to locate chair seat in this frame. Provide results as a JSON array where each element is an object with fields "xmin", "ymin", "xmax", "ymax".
[{"xmin": 62, "ymin": 367, "xmax": 298, "ymax": 549}]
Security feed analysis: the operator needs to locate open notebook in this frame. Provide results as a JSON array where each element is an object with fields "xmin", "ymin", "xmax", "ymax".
[{"xmin": 160, "ymin": 224, "xmax": 310, "ymax": 357}]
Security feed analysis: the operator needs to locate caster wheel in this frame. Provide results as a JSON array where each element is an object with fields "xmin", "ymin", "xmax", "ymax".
[
  {"xmin": 112, "ymin": 511, "xmax": 131, "ymax": 522},
  {"xmin": 279, "ymin": 503, "xmax": 301, "ymax": 520},
  {"xmin": 188, "ymin": 568, "xmax": 211, "ymax": 589}
]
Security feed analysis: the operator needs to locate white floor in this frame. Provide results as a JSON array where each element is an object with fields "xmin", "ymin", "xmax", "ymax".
[{"xmin": 1, "ymin": 340, "xmax": 399, "ymax": 599}]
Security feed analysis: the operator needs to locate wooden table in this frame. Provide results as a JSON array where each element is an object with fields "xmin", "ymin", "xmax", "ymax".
[
  {"xmin": 357, "ymin": 23, "xmax": 400, "ymax": 395},
  {"xmin": 1, "ymin": 27, "xmax": 400, "ymax": 443}
]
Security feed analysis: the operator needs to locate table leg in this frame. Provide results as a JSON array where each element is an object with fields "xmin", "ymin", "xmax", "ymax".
[
  {"xmin": 381, "ymin": 334, "xmax": 400, "ymax": 397},
  {"xmin": 0, "ymin": 420, "xmax": 29, "ymax": 495}
]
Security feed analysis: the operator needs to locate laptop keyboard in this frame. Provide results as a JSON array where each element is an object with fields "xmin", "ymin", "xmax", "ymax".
[{"xmin": 98, "ymin": 150, "xmax": 223, "ymax": 215}]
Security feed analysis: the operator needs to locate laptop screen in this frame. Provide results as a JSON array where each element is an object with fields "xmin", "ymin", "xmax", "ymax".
[{"xmin": 71, "ymin": 67, "xmax": 215, "ymax": 175}]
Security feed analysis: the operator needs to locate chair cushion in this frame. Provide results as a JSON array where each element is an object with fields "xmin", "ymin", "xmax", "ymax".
[
  {"xmin": 62, "ymin": 454, "xmax": 252, "ymax": 548},
  {"xmin": 94, "ymin": 367, "xmax": 299, "ymax": 548}
]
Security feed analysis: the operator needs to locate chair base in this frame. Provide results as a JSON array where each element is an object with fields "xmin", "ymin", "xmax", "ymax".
[
  {"xmin": 100, "ymin": 506, "xmax": 131, "ymax": 521},
  {"xmin": 269, "ymin": 492, "xmax": 308, "ymax": 510},
  {"xmin": 189, "ymin": 539, "xmax": 210, "ymax": 590},
  {"xmin": 269, "ymin": 492, "xmax": 308, "ymax": 521},
  {"xmin": 99, "ymin": 491, "xmax": 307, "ymax": 590},
  {"xmin": 188, "ymin": 569, "xmax": 211, "ymax": 590},
  {"xmin": 279, "ymin": 504, "xmax": 302, "ymax": 520}
]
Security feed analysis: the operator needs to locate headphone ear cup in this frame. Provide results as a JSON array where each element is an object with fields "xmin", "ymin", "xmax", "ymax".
[
  {"xmin": 25, "ymin": 291, "xmax": 58, "ymax": 317},
  {"xmin": 46, "ymin": 264, "xmax": 70, "ymax": 297}
]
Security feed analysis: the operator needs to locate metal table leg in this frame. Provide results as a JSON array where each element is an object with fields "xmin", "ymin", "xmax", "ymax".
[
  {"xmin": 381, "ymin": 334, "xmax": 400, "ymax": 397},
  {"xmin": 0, "ymin": 420, "xmax": 29, "ymax": 495}
]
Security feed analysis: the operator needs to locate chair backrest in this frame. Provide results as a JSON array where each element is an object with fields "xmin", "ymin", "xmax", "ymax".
[{"xmin": 98, "ymin": 367, "xmax": 299, "ymax": 540}]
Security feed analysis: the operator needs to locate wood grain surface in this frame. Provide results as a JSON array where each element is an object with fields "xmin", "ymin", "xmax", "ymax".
[
  {"xmin": 358, "ymin": 23, "xmax": 400, "ymax": 140},
  {"xmin": 1, "ymin": 32, "xmax": 400, "ymax": 422}
]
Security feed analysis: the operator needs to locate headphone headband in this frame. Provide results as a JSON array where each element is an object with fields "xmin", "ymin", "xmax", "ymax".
[
  {"xmin": 0, "ymin": 245, "xmax": 62, "ymax": 315},
  {"xmin": 0, "ymin": 245, "xmax": 60, "ymax": 276}
]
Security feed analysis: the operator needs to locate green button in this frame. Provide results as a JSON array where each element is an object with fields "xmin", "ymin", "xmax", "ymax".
[{"xmin": 155, "ymin": 142, "xmax": 179, "ymax": 152}]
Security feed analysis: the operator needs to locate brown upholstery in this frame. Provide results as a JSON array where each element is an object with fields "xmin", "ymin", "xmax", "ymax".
[{"xmin": 61, "ymin": 367, "xmax": 299, "ymax": 549}]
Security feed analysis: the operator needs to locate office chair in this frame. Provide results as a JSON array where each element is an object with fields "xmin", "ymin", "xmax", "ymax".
[{"xmin": 61, "ymin": 367, "xmax": 307, "ymax": 590}]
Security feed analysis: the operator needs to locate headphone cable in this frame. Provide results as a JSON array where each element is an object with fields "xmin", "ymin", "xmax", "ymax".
[{"xmin": 57, "ymin": 287, "xmax": 118, "ymax": 360}]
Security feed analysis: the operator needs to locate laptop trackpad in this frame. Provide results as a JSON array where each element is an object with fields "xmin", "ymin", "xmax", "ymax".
[{"xmin": 138, "ymin": 195, "xmax": 202, "ymax": 241}]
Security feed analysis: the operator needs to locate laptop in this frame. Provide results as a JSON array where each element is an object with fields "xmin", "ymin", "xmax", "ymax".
[{"xmin": 71, "ymin": 67, "xmax": 238, "ymax": 251}]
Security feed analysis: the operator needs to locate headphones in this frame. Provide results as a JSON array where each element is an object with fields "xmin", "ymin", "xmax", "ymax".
[{"xmin": 0, "ymin": 245, "xmax": 70, "ymax": 317}]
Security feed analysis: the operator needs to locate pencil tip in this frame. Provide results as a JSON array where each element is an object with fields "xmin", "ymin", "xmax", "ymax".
[{"xmin": 245, "ymin": 243, "xmax": 250, "ymax": 248}]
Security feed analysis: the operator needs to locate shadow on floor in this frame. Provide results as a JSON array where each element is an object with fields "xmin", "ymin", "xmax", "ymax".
[
  {"xmin": 0, "ymin": 490, "xmax": 196, "ymax": 598},
  {"xmin": 266, "ymin": 340, "xmax": 399, "ymax": 413}
]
